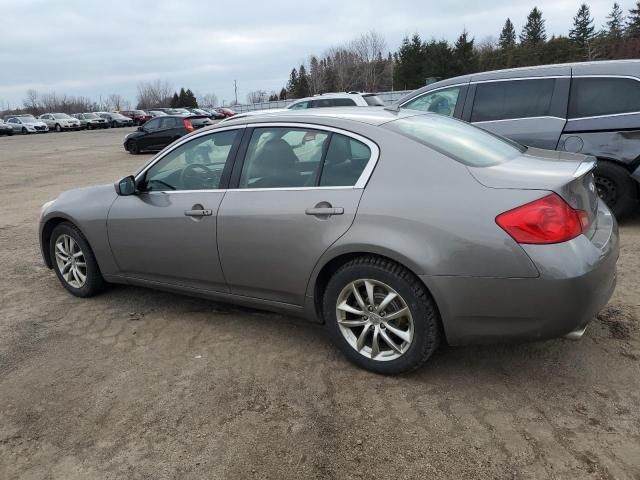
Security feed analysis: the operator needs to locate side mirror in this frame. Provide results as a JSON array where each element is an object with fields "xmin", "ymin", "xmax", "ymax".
[
  {"xmin": 115, "ymin": 175, "xmax": 136, "ymax": 196},
  {"xmin": 137, "ymin": 126, "xmax": 144, "ymax": 132}
]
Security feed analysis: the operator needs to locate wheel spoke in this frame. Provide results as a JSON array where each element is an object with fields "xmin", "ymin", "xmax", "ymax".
[
  {"xmin": 75, "ymin": 268, "xmax": 86, "ymax": 282},
  {"xmin": 73, "ymin": 250, "xmax": 83, "ymax": 258},
  {"xmin": 338, "ymin": 318, "xmax": 369, "ymax": 327},
  {"xmin": 71, "ymin": 267, "xmax": 81, "ymax": 285},
  {"xmin": 56, "ymin": 243, "xmax": 67, "ymax": 255},
  {"xmin": 376, "ymin": 292, "xmax": 397, "ymax": 313},
  {"xmin": 61, "ymin": 261, "xmax": 72, "ymax": 274},
  {"xmin": 380, "ymin": 329, "xmax": 402, "ymax": 353},
  {"xmin": 370, "ymin": 326, "xmax": 380, "ymax": 358},
  {"xmin": 75, "ymin": 261, "xmax": 86, "ymax": 268},
  {"xmin": 356, "ymin": 323, "xmax": 372, "ymax": 351},
  {"xmin": 337, "ymin": 301, "xmax": 364, "ymax": 316},
  {"xmin": 385, "ymin": 323, "xmax": 411, "ymax": 343},
  {"xmin": 364, "ymin": 280, "xmax": 375, "ymax": 306},
  {"xmin": 383, "ymin": 307, "xmax": 408, "ymax": 321},
  {"xmin": 55, "ymin": 251, "xmax": 69, "ymax": 262},
  {"xmin": 351, "ymin": 284, "xmax": 366, "ymax": 310}
]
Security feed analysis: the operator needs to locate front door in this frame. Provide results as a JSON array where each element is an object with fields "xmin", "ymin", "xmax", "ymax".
[
  {"xmin": 218, "ymin": 125, "xmax": 377, "ymax": 305},
  {"xmin": 107, "ymin": 128, "xmax": 242, "ymax": 292}
]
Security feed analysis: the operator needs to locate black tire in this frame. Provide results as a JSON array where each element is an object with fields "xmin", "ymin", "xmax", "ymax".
[
  {"xmin": 55, "ymin": 123, "xmax": 62, "ymax": 132},
  {"xmin": 594, "ymin": 161, "xmax": 638, "ymax": 219},
  {"xmin": 22, "ymin": 127, "xmax": 28, "ymax": 135},
  {"xmin": 49, "ymin": 222, "xmax": 106, "ymax": 297},
  {"xmin": 323, "ymin": 256, "xmax": 441, "ymax": 374},
  {"xmin": 127, "ymin": 139, "xmax": 139, "ymax": 154},
  {"xmin": 7, "ymin": 130, "xmax": 13, "ymax": 136},
  {"xmin": 111, "ymin": 121, "xmax": 118, "ymax": 128}
]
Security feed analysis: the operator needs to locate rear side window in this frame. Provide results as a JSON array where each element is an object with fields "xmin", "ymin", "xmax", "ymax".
[
  {"xmin": 319, "ymin": 135, "xmax": 371, "ymax": 186},
  {"xmin": 385, "ymin": 114, "xmax": 525, "ymax": 167},
  {"xmin": 310, "ymin": 98, "xmax": 357, "ymax": 108},
  {"xmin": 471, "ymin": 79, "xmax": 555, "ymax": 122},
  {"xmin": 569, "ymin": 77, "xmax": 640, "ymax": 118},
  {"xmin": 363, "ymin": 95, "xmax": 384, "ymax": 106},
  {"xmin": 402, "ymin": 87, "xmax": 460, "ymax": 116}
]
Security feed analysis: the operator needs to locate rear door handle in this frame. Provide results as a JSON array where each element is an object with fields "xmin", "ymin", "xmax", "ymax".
[
  {"xmin": 184, "ymin": 209, "xmax": 213, "ymax": 217},
  {"xmin": 305, "ymin": 207, "xmax": 344, "ymax": 216}
]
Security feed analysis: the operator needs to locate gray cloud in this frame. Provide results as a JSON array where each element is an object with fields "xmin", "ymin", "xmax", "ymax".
[{"xmin": 0, "ymin": 0, "xmax": 622, "ymax": 107}]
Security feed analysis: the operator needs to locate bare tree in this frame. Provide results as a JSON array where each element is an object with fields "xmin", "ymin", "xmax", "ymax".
[
  {"xmin": 136, "ymin": 80, "xmax": 173, "ymax": 109},
  {"xmin": 105, "ymin": 93, "xmax": 129, "ymax": 111},
  {"xmin": 246, "ymin": 89, "xmax": 268, "ymax": 104},
  {"xmin": 350, "ymin": 31, "xmax": 387, "ymax": 91},
  {"xmin": 197, "ymin": 91, "xmax": 218, "ymax": 108}
]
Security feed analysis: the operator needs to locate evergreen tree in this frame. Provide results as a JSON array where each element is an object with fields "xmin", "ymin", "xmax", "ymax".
[
  {"xmin": 170, "ymin": 92, "xmax": 179, "ymax": 108},
  {"xmin": 394, "ymin": 34, "xmax": 426, "ymax": 89},
  {"xmin": 570, "ymin": 3, "xmax": 596, "ymax": 47},
  {"xmin": 177, "ymin": 88, "xmax": 187, "ymax": 106},
  {"xmin": 279, "ymin": 88, "xmax": 287, "ymax": 100},
  {"xmin": 423, "ymin": 40, "xmax": 455, "ymax": 80},
  {"xmin": 296, "ymin": 64, "xmax": 311, "ymax": 98},
  {"xmin": 499, "ymin": 18, "xmax": 517, "ymax": 49},
  {"xmin": 286, "ymin": 68, "xmax": 299, "ymax": 97},
  {"xmin": 627, "ymin": 1, "xmax": 640, "ymax": 37},
  {"xmin": 323, "ymin": 56, "xmax": 337, "ymax": 92},
  {"xmin": 606, "ymin": 3, "xmax": 625, "ymax": 39},
  {"xmin": 452, "ymin": 30, "xmax": 477, "ymax": 76},
  {"xmin": 185, "ymin": 89, "xmax": 198, "ymax": 107},
  {"xmin": 520, "ymin": 7, "xmax": 547, "ymax": 45}
]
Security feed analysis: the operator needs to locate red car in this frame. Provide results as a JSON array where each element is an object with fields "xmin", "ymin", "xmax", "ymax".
[
  {"xmin": 215, "ymin": 107, "xmax": 237, "ymax": 118},
  {"xmin": 120, "ymin": 110, "xmax": 152, "ymax": 126}
]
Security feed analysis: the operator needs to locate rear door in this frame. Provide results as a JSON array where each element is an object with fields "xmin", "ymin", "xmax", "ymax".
[
  {"xmin": 217, "ymin": 124, "xmax": 378, "ymax": 305},
  {"xmin": 465, "ymin": 77, "xmax": 570, "ymax": 149}
]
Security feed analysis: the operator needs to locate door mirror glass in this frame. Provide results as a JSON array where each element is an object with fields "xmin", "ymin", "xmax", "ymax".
[
  {"xmin": 116, "ymin": 175, "xmax": 136, "ymax": 196},
  {"xmin": 137, "ymin": 126, "xmax": 144, "ymax": 132}
]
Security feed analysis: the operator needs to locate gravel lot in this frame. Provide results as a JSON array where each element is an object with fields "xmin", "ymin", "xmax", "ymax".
[{"xmin": 0, "ymin": 128, "xmax": 639, "ymax": 479}]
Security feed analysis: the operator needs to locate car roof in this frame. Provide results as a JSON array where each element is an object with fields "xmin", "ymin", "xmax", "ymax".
[{"xmin": 210, "ymin": 106, "xmax": 417, "ymax": 128}]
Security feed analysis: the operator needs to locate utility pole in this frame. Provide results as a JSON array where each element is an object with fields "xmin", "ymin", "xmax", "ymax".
[{"xmin": 233, "ymin": 80, "xmax": 238, "ymax": 105}]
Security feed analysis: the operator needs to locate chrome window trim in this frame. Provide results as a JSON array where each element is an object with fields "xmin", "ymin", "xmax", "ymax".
[
  {"xmin": 244, "ymin": 122, "xmax": 380, "ymax": 189},
  {"xmin": 399, "ymin": 83, "xmax": 466, "ymax": 108},
  {"xmin": 134, "ymin": 125, "xmax": 247, "ymax": 181},
  {"xmin": 470, "ymin": 75, "xmax": 568, "ymax": 84},
  {"xmin": 472, "ymin": 115, "xmax": 566, "ymax": 124}
]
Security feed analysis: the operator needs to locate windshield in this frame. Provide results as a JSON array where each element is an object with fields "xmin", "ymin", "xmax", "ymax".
[
  {"xmin": 385, "ymin": 114, "xmax": 526, "ymax": 167},
  {"xmin": 363, "ymin": 95, "xmax": 385, "ymax": 106},
  {"xmin": 19, "ymin": 115, "xmax": 37, "ymax": 122},
  {"xmin": 132, "ymin": 110, "xmax": 145, "ymax": 115},
  {"xmin": 53, "ymin": 113, "xmax": 71, "ymax": 119},
  {"xmin": 84, "ymin": 113, "xmax": 99, "ymax": 119},
  {"xmin": 112, "ymin": 113, "xmax": 128, "ymax": 119}
]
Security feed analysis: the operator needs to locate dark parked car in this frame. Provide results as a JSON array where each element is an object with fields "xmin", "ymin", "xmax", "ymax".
[
  {"xmin": 120, "ymin": 110, "xmax": 152, "ymax": 126},
  {"xmin": 397, "ymin": 59, "xmax": 640, "ymax": 219},
  {"xmin": 0, "ymin": 119, "xmax": 13, "ymax": 136},
  {"xmin": 187, "ymin": 107, "xmax": 224, "ymax": 120},
  {"xmin": 146, "ymin": 110, "xmax": 167, "ymax": 117},
  {"xmin": 123, "ymin": 115, "xmax": 214, "ymax": 154},
  {"xmin": 96, "ymin": 112, "xmax": 134, "ymax": 128}
]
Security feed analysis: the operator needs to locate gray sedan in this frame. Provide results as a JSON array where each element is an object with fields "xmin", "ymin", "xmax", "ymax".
[{"xmin": 38, "ymin": 108, "xmax": 618, "ymax": 374}]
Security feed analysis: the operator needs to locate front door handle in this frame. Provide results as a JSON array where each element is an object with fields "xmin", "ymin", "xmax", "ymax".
[
  {"xmin": 305, "ymin": 207, "xmax": 344, "ymax": 216},
  {"xmin": 184, "ymin": 204, "xmax": 213, "ymax": 217}
]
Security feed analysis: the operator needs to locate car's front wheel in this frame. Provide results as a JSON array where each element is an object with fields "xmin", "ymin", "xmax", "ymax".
[
  {"xmin": 55, "ymin": 124, "xmax": 62, "ymax": 132},
  {"xmin": 50, "ymin": 222, "xmax": 105, "ymax": 297},
  {"xmin": 323, "ymin": 256, "xmax": 441, "ymax": 374},
  {"xmin": 21, "ymin": 127, "xmax": 28, "ymax": 135},
  {"xmin": 127, "ymin": 139, "xmax": 139, "ymax": 154}
]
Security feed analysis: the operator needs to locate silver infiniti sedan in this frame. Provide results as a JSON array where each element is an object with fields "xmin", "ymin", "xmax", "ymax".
[{"xmin": 39, "ymin": 108, "xmax": 618, "ymax": 374}]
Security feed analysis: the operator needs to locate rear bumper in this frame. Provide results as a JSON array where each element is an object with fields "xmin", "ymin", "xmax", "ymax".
[{"xmin": 422, "ymin": 200, "xmax": 619, "ymax": 345}]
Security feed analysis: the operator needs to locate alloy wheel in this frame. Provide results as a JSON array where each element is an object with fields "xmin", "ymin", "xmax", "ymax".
[
  {"xmin": 54, "ymin": 234, "xmax": 87, "ymax": 288},
  {"xmin": 336, "ymin": 279, "xmax": 414, "ymax": 361}
]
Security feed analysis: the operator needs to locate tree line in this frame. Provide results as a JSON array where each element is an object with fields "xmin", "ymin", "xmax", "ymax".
[{"xmin": 272, "ymin": 2, "xmax": 640, "ymax": 98}]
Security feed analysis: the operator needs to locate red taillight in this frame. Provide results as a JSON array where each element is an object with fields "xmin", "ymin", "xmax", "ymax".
[
  {"xmin": 183, "ymin": 119, "xmax": 195, "ymax": 132},
  {"xmin": 496, "ymin": 193, "xmax": 590, "ymax": 244}
]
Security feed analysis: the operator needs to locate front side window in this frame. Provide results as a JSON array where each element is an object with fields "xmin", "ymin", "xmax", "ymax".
[
  {"xmin": 569, "ymin": 77, "xmax": 640, "ymax": 118},
  {"xmin": 239, "ymin": 127, "xmax": 329, "ymax": 188},
  {"xmin": 471, "ymin": 79, "xmax": 555, "ymax": 122},
  {"xmin": 385, "ymin": 114, "xmax": 525, "ymax": 167},
  {"xmin": 144, "ymin": 118, "xmax": 160, "ymax": 130},
  {"xmin": 402, "ymin": 87, "xmax": 460, "ymax": 116},
  {"xmin": 288, "ymin": 101, "xmax": 309, "ymax": 110},
  {"xmin": 143, "ymin": 130, "xmax": 239, "ymax": 191}
]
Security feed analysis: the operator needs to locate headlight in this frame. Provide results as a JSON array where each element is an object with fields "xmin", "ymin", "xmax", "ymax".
[{"xmin": 40, "ymin": 200, "xmax": 55, "ymax": 218}]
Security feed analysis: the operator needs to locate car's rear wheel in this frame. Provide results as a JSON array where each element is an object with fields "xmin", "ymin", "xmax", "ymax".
[
  {"xmin": 323, "ymin": 256, "xmax": 441, "ymax": 374},
  {"xmin": 55, "ymin": 124, "xmax": 62, "ymax": 132},
  {"xmin": 111, "ymin": 121, "xmax": 118, "ymax": 128},
  {"xmin": 127, "ymin": 139, "xmax": 139, "ymax": 154},
  {"xmin": 7, "ymin": 130, "xmax": 13, "ymax": 136},
  {"xmin": 594, "ymin": 161, "xmax": 637, "ymax": 219},
  {"xmin": 49, "ymin": 222, "xmax": 105, "ymax": 297}
]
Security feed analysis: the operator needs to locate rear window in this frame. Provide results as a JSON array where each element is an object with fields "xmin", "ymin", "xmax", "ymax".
[
  {"xmin": 385, "ymin": 114, "xmax": 525, "ymax": 167},
  {"xmin": 471, "ymin": 79, "xmax": 555, "ymax": 122},
  {"xmin": 569, "ymin": 77, "xmax": 640, "ymax": 118},
  {"xmin": 363, "ymin": 95, "xmax": 384, "ymax": 106}
]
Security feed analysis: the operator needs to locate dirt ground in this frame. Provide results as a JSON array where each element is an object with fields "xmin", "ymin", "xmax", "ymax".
[{"xmin": 0, "ymin": 128, "xmax": 639, "ymax": 480}]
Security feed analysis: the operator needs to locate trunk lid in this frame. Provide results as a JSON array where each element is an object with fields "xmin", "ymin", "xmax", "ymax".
[{"xmin": 467, "ymin": 147, "xmax": 599, "ymax": 238}]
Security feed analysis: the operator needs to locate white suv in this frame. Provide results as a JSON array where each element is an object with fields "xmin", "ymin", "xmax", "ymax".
[
  {"xmin": 287, "ymin": 92, "xmax": 384, "ymax": 110},
  {"xmin": 39, "ymin": 113, "xmax": 82, "ymax": 132}
]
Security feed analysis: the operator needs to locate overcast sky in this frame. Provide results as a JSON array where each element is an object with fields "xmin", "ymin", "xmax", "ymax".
[{"xmin": 0, "ymin": 0, "xmax": 626, "ymax": 108}]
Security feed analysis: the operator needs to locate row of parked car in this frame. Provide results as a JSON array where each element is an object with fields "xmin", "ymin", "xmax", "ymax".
[{"xmin": 0, "ymin": 107, "xmax": 237, "ymax": 136}]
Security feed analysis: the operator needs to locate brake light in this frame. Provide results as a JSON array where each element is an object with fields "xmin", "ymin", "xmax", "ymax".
[
  {"xmin": 183, "ymin": 119, "xmax": 195, "ymax": 132},
  {"xmin": 495, "ymin": 193, "xmax": 589, "ymax": 244}
]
